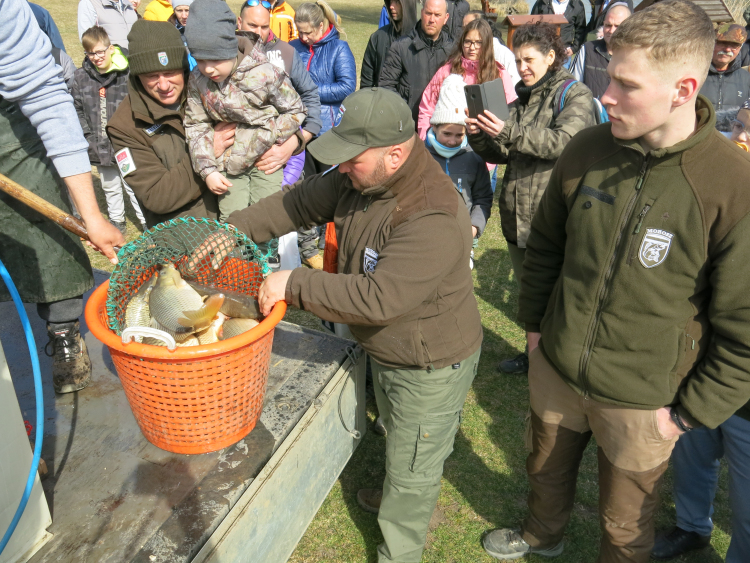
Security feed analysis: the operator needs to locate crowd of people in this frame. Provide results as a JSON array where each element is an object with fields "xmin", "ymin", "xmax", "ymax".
[{"xmin": 4, "ymin": 0, "xmax": 750, "ymax": 561}]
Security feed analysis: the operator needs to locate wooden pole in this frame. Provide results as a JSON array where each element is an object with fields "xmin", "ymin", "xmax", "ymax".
[{"xmin": 0, "ymin": 172, "xmax": 89, "ymax": 240}]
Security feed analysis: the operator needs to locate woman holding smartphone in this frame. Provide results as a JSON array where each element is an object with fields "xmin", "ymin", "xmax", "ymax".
[
  {"xmin": 465, "ymin": 22, "xmax": 595, "ymax": 375},
  {"xmin": 417, "ymin": 18, "xmax": 517, "ymax": 139}
]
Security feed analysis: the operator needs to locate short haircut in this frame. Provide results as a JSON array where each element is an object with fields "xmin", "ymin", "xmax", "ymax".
[
  {"xmin": 422, "ymin": 0, "xmax": 448, "ymax": 14},
  {"xmin": 605, "ymin": 3, "xmax": 631, "ymax": 19},
  {"xmin": 609, "ymin": 0, "xmax": 713, "ymax": 82},
  {"xmin": 81, "ymin": 26, "xmax": 110, "ymax": 52},
  {"xmin": 513, "ymin": 22, "xmax": 567, "ymax": 72}
]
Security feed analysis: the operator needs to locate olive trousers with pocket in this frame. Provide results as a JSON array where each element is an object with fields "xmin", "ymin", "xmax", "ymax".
[
  {"xmin": 220, "ymin": 168, "xmax": 283, "ymax": 262},
  {"xmin": 522, "ymin": 347, "xmax": 678, "ymax": 563},
  {"xmin": 372, "ymin": 347, "xmax": 481, "ymax": 563}
]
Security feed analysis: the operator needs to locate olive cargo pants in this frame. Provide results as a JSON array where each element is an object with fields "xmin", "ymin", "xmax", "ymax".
[
  {"xmin": 372, "ymin": 347, "xmax": 481, "ymax": 563},
  {"xmin": 0, "ymin": 98, "xmax": 93, "ymax": 312},
  {"xmin": 522, "ymin": 347, "xmax": 678, "ymax": 563}
]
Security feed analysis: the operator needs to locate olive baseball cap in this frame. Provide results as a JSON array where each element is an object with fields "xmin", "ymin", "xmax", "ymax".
[{"xmin": 307, "ymin": 88, "xmax": 415, "ymax": 165}]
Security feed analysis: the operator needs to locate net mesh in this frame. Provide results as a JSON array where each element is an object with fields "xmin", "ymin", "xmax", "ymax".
[{"xmin": 106, "ymin": 217, "xmax": 269, "ymax": 335}]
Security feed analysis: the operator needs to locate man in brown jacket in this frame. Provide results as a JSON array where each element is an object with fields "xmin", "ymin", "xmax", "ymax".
[
  {"xmin": 483, "ymin": 1, "xmax": 750, "ymax": 561},
  {"xmin": 222, "ymin": 87, "xmax": 483, "ymax": 562},
  {"xmin": 107, "ymin": 20, "xmax": 224, "ymax": 227}
]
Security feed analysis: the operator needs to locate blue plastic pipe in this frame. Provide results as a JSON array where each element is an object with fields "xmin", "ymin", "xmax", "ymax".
[{"xmin": 0, "ymin": 257, "xmax": 44, "ymax": 556}]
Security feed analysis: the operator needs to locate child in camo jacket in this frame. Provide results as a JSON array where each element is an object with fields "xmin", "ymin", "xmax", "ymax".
[{"xmin": 183, "ymin": 0, "xmax": 306, "ymax": 225}]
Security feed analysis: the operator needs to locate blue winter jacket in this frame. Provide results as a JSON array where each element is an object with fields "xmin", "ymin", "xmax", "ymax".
[{"xmin": 291, "ymin": 26, "xmax": 356, "ymax": 133}]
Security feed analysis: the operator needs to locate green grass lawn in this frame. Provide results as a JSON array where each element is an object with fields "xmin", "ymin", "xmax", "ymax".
[{"xmin": 34, "ymin": 0, "xmax": 733, "ymax": 560}]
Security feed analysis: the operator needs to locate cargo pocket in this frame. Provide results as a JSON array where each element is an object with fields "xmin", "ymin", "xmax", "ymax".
[{"xmin": 410, "ymin": 416, "xmax": 461, "ymax": 478}]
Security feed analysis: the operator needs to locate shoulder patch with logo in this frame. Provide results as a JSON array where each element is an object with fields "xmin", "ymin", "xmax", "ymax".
[
  {"xmin": 158, "ymin": 51, "xmax": 168, "ymax": 66},
  {"xmin": 363, "ymin": 247, "xmax": 379, "ymax": 273},
  {"xmin": 115, "ymin": 148, "xmax": 137, "ymax": 177},
  {"xmin": 143, "ymin": 123, "xmax": 162, "ymax": 136},
  {"xmin": 639, "ymin": 228, "xmax": 673, "ymax": 268}
]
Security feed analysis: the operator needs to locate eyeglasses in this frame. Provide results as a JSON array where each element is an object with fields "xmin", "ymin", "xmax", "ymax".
[
  {"xmin": 462, "ymin": 39, "xmax": 482, "ymax": 49},
  {"xmin": 731, "ymin": 119, "xmax": 750, "ymax": 136},
  {"xmin": 84, "ymin": 48, "xmax": 110, "ymax": 59},
  {"xmin": 245, "ymin": 0, "xmax": 272, "ymax": 9}
]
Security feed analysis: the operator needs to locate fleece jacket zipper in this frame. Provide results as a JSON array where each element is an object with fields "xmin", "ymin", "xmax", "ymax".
[{"xmin": 579, "ymin": 156, "xmax": 650, "ymax": 395}]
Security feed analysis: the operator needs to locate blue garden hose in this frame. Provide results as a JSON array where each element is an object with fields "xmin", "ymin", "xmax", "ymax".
[{"xmin": 0, "ymin": 256, "xmax": 43, "ymax": 556}]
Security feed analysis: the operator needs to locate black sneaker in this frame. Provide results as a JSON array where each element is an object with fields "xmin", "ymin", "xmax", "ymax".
[
  {"xmin": 483, "ymin": 528, "xmax": 564, "ymax": 560},
  {"xmin": 110, "ymin": 220, "xmax": 127, "ymax": 237},
  {"xmin": 497, "ymin": 353, "xmax": 529, "ymax": 374},
  {"xmin": 652, "ymin": 526, "xmax": 711, "ymax": 560},
  {"xmin": 45, "ymin": 321, "xmax": 92, "ymax": 393}
]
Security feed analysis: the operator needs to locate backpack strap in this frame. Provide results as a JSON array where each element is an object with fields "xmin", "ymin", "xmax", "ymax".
[{"xmin": 552, "ymin": 79, "xmax": 577, "ymax": 119}]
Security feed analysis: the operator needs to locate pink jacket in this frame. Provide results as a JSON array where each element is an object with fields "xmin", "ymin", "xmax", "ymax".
[{"xmin": 417, "ymin": 58, "xmax": 518, "ymax": 140}]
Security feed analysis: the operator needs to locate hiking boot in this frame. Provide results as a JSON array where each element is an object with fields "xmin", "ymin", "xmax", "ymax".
[
  {"xmin": 483, "ymin": 528, "xmax": 564, "ymax": 560},
  {"xmin": 46, "ymin": 321, "xmax": 91, "ymax": 394},
  {"xmin": 110, "ymin": 220, "xmax": 127, "ymax": 238},
  {"xmin": 302, "ymin": 254, "xmax": 324, "ymax": 270},
  {"xmin": 373, "ymin": 416, "xmax": 387, "ymax": 436},
  {"xmin": 357, "ymin": 488, "xmax": 382, "ymax": 514},
  {"xmin": 652, "ymin": 527, "xmax": 711, "ymax": 560},
  {"xmin": 497, "ymin": 353, "xmax": 529, "ymax": 374}
]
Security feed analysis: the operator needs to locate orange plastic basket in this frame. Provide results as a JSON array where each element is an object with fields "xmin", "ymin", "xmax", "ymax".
[{"xmin": 85, "ymin": 278, "xmax": 286, "ymax": 455}]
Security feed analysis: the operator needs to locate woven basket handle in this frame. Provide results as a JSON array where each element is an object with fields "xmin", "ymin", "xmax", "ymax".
[{"xmin": 121, "ymin": 327, "xmax": 177, "ymax": 350}]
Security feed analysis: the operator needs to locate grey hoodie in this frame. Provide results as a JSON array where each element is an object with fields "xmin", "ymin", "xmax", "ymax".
[{"xmin": 0, "ymin": 0, "xmax": 90, "ymax": 178}]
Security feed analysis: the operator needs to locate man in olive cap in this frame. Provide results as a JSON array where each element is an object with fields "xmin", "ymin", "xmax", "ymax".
[
  {"xmin": 699, "ymin": 23, "xmax": 750, "ymax": 130},
  {"xmin": 210, "ymin": 87, "xmax": 483, "ymax": 562}
]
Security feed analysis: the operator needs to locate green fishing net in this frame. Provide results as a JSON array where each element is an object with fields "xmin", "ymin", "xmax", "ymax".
[{"xmin": 106, "ymin": 217, "xmax": 270, "ymax": 335}]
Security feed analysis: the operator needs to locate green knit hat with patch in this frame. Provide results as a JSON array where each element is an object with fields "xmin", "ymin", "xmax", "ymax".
[{"xmin": 126, "ymin": 20, "xmax": 188, "ymax": 76}]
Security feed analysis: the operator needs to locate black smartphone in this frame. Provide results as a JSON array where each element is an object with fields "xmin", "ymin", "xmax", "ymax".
[{"xmin": 465, "ymin": 78, "xmax": 510, "ymax": 121}]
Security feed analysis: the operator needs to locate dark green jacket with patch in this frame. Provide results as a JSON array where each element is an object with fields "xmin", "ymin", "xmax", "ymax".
[
  {"xmin": 107, "ymin": 76, "xmax": 218, "ymax": 228},
  {"xmin": 228, "ymin": 139, "xmax": 483, "ymax": 370},
  {"xmin": 519, "ymin": 97, "xmax": 750, "ymax": 428}
]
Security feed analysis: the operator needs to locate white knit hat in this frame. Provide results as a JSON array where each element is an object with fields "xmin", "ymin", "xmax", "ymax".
[
  {"xmin": 430, "ymin": 73, "xmax": 469, "ymax": 126},
  {"xmin": 172, "ymin": 0, "xmax": 194, "ymax": 7}
]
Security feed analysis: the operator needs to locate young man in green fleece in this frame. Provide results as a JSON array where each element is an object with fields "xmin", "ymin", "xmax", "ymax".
[{"xmin": 479, "ymin": 0, "xmax": 750, "ymax": 561}]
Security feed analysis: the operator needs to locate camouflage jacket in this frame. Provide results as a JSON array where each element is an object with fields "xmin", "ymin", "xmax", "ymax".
[
  {"xmin": 184, "ymin": 35, "xmax": 306, "ymax": 179},
  {"xmin": 468, "ymin": 69, "xmax": 595, "ymax": 247}
]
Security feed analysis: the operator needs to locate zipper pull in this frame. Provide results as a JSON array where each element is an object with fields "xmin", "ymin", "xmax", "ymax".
[
  {"xmin": 363, "ymin": 195, "xmax": 372, "ymax": 213},
  {"xmin": 635, "ymin": 157, "xmax": 649, "ymax": 191},
  {"xmin": 633, "ymin": 204, "xmax": 652, "ymax": 234}
]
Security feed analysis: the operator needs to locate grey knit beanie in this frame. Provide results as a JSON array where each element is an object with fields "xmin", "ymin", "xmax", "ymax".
[
  {"xmin": 171, "ymin": 0, "xmax": 194, "ymax": 7},
  {"xmin": 184, "ymin": 0, "xmax": 238, "ymax": 61}
]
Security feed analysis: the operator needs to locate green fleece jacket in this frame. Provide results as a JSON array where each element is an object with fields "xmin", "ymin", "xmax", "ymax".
[{"xmin": 519, "ymin": 96, "xmax": 750, "ymax": 428}]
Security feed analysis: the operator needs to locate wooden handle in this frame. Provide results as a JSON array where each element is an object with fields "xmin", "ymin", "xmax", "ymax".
[{"xmin": 0, "ymin": 172, "xmax": 89, "ymax": 240}]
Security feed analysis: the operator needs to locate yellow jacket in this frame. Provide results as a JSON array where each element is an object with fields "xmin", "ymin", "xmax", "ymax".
[
  {"xmin": 143, "ymin": 0, "xmax": 173, "ymax": 21},
  {"xmin": 270, "ymin": 2, "xmax": 297, "ymax": 42}
]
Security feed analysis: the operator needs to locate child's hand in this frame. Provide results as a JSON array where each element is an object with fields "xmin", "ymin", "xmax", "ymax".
[
  {"xmin": 206, "ymin": 171, "xmax": 232, "ymax": 195},
  {"xmin": 472, "ymin": 226, "xmax": 478, "ymax": 238}
]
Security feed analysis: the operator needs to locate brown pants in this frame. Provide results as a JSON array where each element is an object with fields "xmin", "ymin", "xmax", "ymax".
[{"xmin": 522, "ymin": 348, "xmax": 678, "ymax": 563}]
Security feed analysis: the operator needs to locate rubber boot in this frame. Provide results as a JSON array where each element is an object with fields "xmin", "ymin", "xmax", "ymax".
[{"xmin": 46, "ymin": 321, "xmax": 92, "ymax": 393}]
